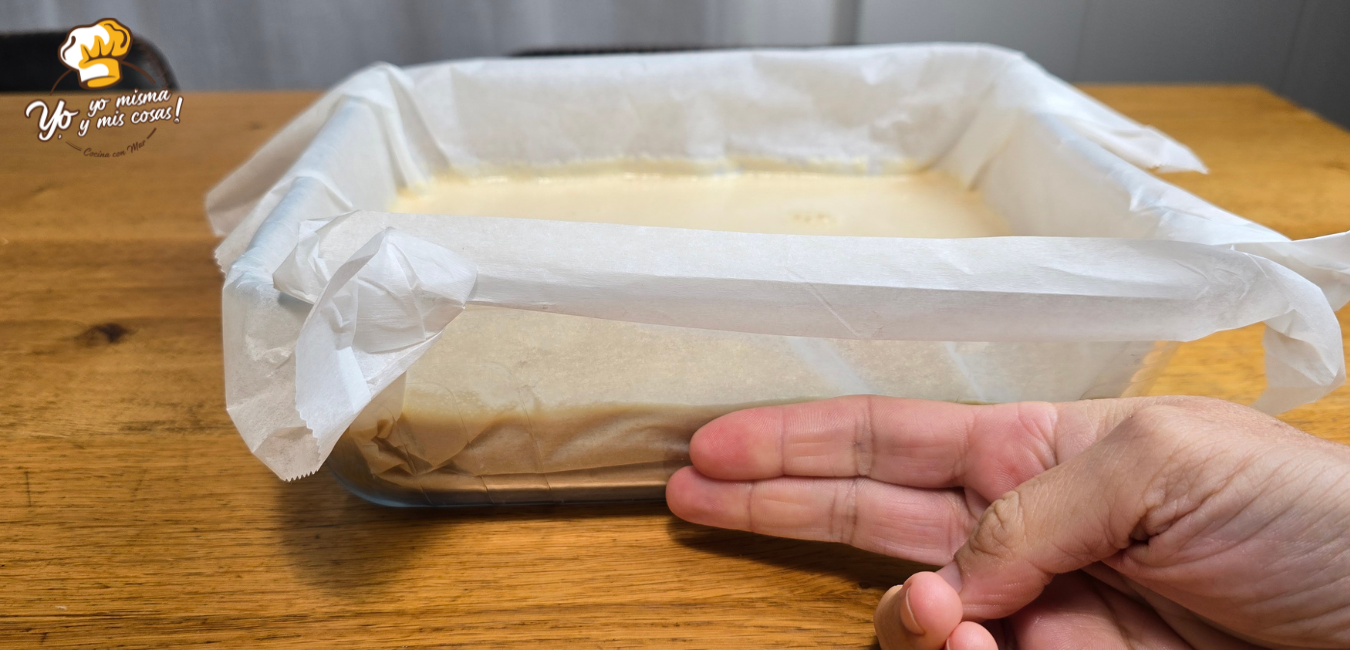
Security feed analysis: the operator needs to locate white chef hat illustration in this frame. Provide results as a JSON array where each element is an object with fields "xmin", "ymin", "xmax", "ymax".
[{"xmin": 59, "ymin": 19, "xmax": 132, "ymax": 88}]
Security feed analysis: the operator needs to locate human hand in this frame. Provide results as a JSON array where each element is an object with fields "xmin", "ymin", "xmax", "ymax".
[{"xmin": 665, "ymin": 396, "xmax": 1350, "ymax": 649}]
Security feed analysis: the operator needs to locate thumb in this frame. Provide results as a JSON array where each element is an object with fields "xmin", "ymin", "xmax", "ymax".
[{"xmin": 939, "ymin": 404, "xmax": 1187, "ymax": 620}]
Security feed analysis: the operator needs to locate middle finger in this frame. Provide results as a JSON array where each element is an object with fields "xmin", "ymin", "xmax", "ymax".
[{"xmin": 688, "ymin": 395, "xmax": 1060, "ymax": 496}]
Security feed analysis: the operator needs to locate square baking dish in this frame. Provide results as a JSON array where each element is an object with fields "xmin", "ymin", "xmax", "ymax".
[{"xmin": 208, "ymin": 45, "xmax": 1350, "ymax": 506}]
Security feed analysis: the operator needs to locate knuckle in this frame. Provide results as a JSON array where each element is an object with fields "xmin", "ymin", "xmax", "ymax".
[
  {"xmin": 1111, "ymin": 404, "xmax": 1195, "ymax": 451},
  {"xmin": 1108, "ymin": 406, "xmax": 1198, "ymax": 487},
  {"xmin": 856, "ymin": 395, "xmax": 877, "ymax": 477},
  {"xmin": 1010, "ymin": 400, "xmax": 1060, "ymax": 467},
  {"xmin": 1010, "ymin": 401, "xmax": 1058, "ymax": 446},
  {"xmin": 1109, "ymin": 402, "xmax": 1225, "ymax": 511},
  {"xmin": 966, "ymin": 490, "xmax": 1027, "ymax": 560},
  {"xmin": 947, "ymin": 494, "xmax": 980, "ymax": 557},
  {"xmin": 830, "ymin": 479, "xmax": 860, "ymax": 545}
]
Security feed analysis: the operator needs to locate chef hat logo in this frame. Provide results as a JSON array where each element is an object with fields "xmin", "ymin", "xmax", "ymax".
[{"xmin": 59, "ymin": 18, "xmax": 132, "ymax": 89}]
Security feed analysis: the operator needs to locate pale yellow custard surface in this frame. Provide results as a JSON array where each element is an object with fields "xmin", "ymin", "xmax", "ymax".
[{"xmin": 388, "ymin": 170, "xmax": 1010, "ymax": 238}]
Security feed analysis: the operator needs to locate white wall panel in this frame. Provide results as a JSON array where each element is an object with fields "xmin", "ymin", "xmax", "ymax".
[
  {"xmin": 0, "ymin": 0, "xmax": 1346, "ymax": 127},
  {"xmin": 1074, "ymin": 0, "xmax": 1305, "ymax": 87},
  {"xmin": 858, "ymin": 0, "xmax": 1090, "ymax": 79},
  {"xmin": 0, "ymin": 0, "xmax": 853, "ymax": 88}
]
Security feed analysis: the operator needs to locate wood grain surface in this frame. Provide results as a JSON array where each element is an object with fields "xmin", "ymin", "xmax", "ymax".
[{"xmin": 2, "ymin": 85, "xmax": 1349, "ymax": 649}]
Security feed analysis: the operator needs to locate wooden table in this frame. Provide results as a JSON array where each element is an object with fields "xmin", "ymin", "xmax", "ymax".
[{"xmin": 2, "ymin": 86, "xmax": 1349, "ymax": 649}]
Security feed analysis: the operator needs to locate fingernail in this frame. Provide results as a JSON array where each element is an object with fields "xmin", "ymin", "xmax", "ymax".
[
  {"xmin": 937, "ymin": 563, "xmax": 962, "ymax": 591},
  {"xmin": 900, "ymin": 583, "xmax": 925, "ymax": 636}
]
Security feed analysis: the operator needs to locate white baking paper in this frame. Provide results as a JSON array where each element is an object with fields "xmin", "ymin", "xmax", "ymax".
[{"xmin": 207, "ymin": 44, "xmax": 1350, "ymax": 481}]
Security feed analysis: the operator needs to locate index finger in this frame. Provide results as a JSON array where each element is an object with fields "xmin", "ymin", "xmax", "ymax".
[{"xmin": 689, "ymin": 395, "xmax": 1143, "ymax": 493}]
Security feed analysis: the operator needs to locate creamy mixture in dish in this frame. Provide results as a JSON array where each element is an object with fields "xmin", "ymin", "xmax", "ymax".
[
  {"xmin": 346, "ymin": 169, "xmax": 1013, "ymax": 503},
  {"xmin": 388, "ymin": 170, "xmax": 1010, "ymax": 238}
]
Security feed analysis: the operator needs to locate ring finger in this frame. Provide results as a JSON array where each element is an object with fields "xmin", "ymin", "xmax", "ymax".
[{"xmin": 667, "ymin": 466, "xmax": 978, "ymax": 565}]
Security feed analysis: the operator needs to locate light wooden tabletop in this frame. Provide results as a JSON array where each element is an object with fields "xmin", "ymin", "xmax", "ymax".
[{"xmin": 2, "ymin": 85, "xmax": 1349, "ymax": 649}]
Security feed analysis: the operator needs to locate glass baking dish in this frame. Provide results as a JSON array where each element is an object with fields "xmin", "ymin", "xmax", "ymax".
[
  {"xmin": 328, "ymin": 301, "xmax": 1178, "ymax": 506},
  {"xmin": 210, "ymin": 45, "xmax": 1348, "ymax": 500}
]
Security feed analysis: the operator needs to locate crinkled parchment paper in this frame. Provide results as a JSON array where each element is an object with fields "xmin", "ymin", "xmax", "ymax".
[{"xmin": 206, "ymin": 45, "xmax": 1350, "ymax": 480}]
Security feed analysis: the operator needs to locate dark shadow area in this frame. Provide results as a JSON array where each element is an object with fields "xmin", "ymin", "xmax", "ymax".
[
  {"xmin": 273, "ymin": 465, "xmax": 923, "ymax": 608},
  {"xmin": 512, "ymin": 45, "xmax": 704, "ymax": 58},
  {"xmin": 665, "ymin": 517, "xmax": 929, "ymax": 592},
  {"xmin": 273, "ymin": 468, "xmax": 671, "ymax": 599},
  {"xmin": 0, "ymin": 29, "xmax": 177, "ymax": 92}
]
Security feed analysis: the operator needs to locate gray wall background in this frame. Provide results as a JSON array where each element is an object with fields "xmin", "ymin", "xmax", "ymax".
[{"xmin": 3, "ymin": 0, "xmax": 1348, "ymax": 127}]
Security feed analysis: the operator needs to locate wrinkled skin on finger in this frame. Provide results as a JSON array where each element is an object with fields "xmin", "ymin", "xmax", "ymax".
[{"xmin": 666, "ymin": 395, "xmax": 1350, "ymax": 649}]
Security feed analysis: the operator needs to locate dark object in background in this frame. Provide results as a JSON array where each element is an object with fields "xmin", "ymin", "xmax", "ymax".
[
  {"xmin": 0, "ymin": 30, "xmax": 177, "ymax": 93},
  {"xmin": 513, "ymin": 45, "xmax": 700, "ymax": 58}
]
